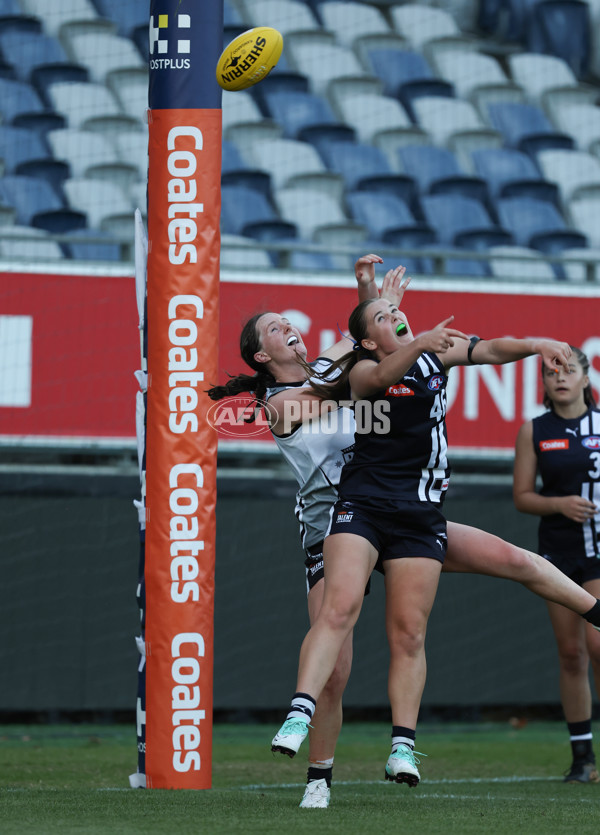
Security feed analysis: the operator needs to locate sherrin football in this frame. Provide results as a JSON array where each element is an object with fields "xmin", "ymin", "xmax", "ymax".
[{"xmin": 216, "ymin": 26, "xmax": 283, "ymax": 91}]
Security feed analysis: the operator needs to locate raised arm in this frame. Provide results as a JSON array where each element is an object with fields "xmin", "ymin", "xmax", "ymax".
[
  {"xmin": 443, "ymin": 336, "xmax": 572, "ymax": 372},
  {"xmin": 350, "ymin": 316, "xmax": 468, "ymax": 398}
]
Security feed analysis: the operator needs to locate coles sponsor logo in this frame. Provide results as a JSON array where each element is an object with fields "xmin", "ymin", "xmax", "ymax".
[
  {"xmin": 540, "ymin": 439, "xmax": 569, "ymax": 451},
  {"xmin": 582, "ymin": 436, "xmax": 600, "ymax": 450},
  {"xmin": 428, "ymin": 375, "xmax": 445, "ymax": 391},
  {"xmin": 386, "ymin": 384, "xmax": 413, "ymax": 397}
]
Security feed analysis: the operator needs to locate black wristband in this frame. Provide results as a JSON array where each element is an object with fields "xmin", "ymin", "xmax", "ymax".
[{"xmin": 468, "ymin": 336, "xmax": 481, "ymax": 364}]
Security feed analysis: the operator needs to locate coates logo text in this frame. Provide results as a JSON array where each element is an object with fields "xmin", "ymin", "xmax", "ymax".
[
  {"xmin": 150, "ymin": 13, "xmax": 191, "ymax": 69},
  {"xmin": 428, "ymin": 375, "xmax": 445, "ymax": 391},
  {"xmin": 582, "ymin": 436, "xmax": 600, "ymax": 450},
  {"xmin": 206, "ymin": 395, "xmax": 272, "ymax": 438},
  {"xmin": 540, "ymin": 439, "xmax": 569, "ymax": 451},
  {"xmin": 386, "ymin": 384, "xmax": 413, "ymax": 397}
]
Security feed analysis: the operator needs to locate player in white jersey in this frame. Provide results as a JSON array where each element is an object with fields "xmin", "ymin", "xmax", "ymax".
[
  {"xmin": 210, "ymin": 257, "xmax": 600, "ymax": 804},
  {"xmin": 271, "ymin": 289, "xmax": 600, "ymax": 790},
  {"xmin": 515, "ymin": 346, "xmax": 600, "ymax": 783}
]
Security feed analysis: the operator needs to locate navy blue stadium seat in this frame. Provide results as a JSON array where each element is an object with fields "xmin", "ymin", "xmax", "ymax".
[
  {"xmin": 0, "ymin": 76, "xmax": 46, "ymax": 123},
  {"xmin": 367, "ymin": 49, "xmax": 454, "ymax": 121},
  {"xmin": 251, "ymin": 71, "xmax": 311, "ymax": 118},
  {"xmin": 317, "ymin": 139, "xmax": 416, "ymax": 207},
  {"xmin": 486, "ymin": 102, "xmax": 574, "ymax": 156},
  {"xmin": 12, "ymin": 111, "xmax": 66, "ymax": 138},
  {"xmin": 0, "ymin": 174, "xmax": 86, "ymax": 233},
  {"xmin": 92, "ymin": 0, "xmax": 147, "ymax": 37},
  {"xmin": 63, "ymin": 228, "xmax": 122, "ymax": 261},
  {"xmin": 398, "ymin": 145, "xmax": 488, "ymax": 206},
  {"xmin": 0, "ymin": 30, "xmax": 89, "ymax": 107},
  {"xmin": 221, "ymin": 184, "xmax": 297, "ymax": 241},
  {"xmin": 0, "ymin": 59, "xmax": 16, "ymax": 80},
  {"xmin": 527, "ymin": 0, "xmax": 590, "ymax": 78},
  {"xmin": 471, "ymin": 148, "xmax": 560, "ymax": 208},
  {"xmin": 221, "ymin": 139, "xmax": 272, "ymax": 199},
  {"xmin": 263, "ymin": 90, "xmax": 345, "ymax": 141},
  {"xmin": 0, "ymin": 0, "xmax": 26, "ymax": 12},
  {"xmin": 496, "ymin": 196, "xmax": 587, "ymax": 254},
  {"xmin": 0, "ymin": 125, "xmax": 69, "ymax": 192},
  {"xmin": 421, "ymin": 194, "xmax": 513, "ymax": 250},
  {"xmin": 346, "ymin": 191, "xmax": 435, "ymax": 246},
  {"xmin": 0, "ymin": 12, "xmax": 42, "ymax": 35}
]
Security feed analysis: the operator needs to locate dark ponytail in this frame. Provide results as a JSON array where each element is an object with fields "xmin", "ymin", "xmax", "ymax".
[
  {"xmin": 542, "ymin": 345, "xmax": 597, "ymax": 410},
  {"xmin": 304, "ymin": 299, "xmax": 378, "ymax": 400},
  {"xmin": 206, "ymin": 312, "xmax": 276, "ymax": 420}
]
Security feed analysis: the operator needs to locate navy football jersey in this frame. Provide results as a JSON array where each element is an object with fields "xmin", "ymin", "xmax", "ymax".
[
  {"xmin": 339, "ymin": 351, "xmax": 450, "ymax": 510},
  {"xmin": 533, "ymin": 407, "xmax": 600, "ymax": 558}
]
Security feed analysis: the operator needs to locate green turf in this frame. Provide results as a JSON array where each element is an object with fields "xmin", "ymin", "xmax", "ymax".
[{"xmin": 1, "ymin": 722, "xmax": 599, "ymax": 833}]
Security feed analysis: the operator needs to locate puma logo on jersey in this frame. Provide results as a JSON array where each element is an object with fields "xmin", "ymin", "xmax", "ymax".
[
  {"xmin": 386, "ymin": 384, "xmax": 414, "ymax": 397},
  {"xmin": 565, "ymin": 428, "xmax": 578, "ymax": 437},
  {"xmin": 404, "ymin": 374, "xmax": 418, "ymax": 383},
  {"xmin": 540, "ymin": 439, "xmax": 569, "ymax": 451}
]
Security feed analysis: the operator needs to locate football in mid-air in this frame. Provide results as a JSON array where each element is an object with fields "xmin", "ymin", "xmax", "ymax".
[{"xmin": 216, "ymin": 26, "xmax": 283, "ymax": 91}]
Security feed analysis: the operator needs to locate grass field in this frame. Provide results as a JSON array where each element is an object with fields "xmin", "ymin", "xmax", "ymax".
[{"xmin": 1, "ymin": 721, "xmax": 600, "ymax": 833}]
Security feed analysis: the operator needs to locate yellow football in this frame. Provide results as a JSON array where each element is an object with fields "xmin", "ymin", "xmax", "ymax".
[{"xmin": 216, "ymin": 26, "xmax": 284, "ymax": 92}]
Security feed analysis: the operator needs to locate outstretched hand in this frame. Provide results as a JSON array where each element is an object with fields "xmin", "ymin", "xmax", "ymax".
[
  {"xmin": 535, "ymin": 340, "xmax": 572, "ymax": 374},
  {"xmin": 354, "ymin": 253, "xmax": 383, "ymax": 288},
  {"xmin": 381, "ymin": 264, "xmax": 411, "ymax": 307},
  {"xmin": 419, "ymin": 316, "xmax": 469, "ymax": 354}
]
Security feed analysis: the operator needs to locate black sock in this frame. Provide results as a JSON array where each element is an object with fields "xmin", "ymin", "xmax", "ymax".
[
  {"xmin": 583, "ymin": 600, "xmax": 600, "ymax": 627},
  {"xmin": 568, "ymin": 719, "xmax": 594, "ymax": 763},
  {"xmin": 307, "ymin": 765, "xmax": 332, "ymax": 787},
  {"xmin": 391, "ymin": 725, "xmax": 416, "ymax": 752}
]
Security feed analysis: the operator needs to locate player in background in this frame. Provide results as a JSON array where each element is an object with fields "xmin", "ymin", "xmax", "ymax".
[
  {"xmin": 210, "ymin": 257, "xmax": 600, "ymax": 806},
  {"xmin": 270, "ymin": 289, "xmax": 600, "ymax": 790},
  {"xmin": 514, "ymin": 346, "xmax": 600, "ymax": 784}
]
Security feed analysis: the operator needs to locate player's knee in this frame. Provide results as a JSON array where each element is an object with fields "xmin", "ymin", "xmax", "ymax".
[
  {"xmin": 558, "ymin": 644, "xmax": 588, "ymax": 675},
  {"xmin": 387, "ymin": 621, "xmax": 426, "ymax": 658}
]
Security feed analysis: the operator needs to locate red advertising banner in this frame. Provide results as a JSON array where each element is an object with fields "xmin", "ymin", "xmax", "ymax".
[{"xmin": 1, "ymin": 272, "xmax": 599, "ymax": 455}]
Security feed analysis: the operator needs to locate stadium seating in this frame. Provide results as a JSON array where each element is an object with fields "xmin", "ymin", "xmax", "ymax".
[
  {"xmin": 275, "ymin": 185, "xmax": 365, "ymax": 245},
  {"xmin": 0, "ymin": 125, "xmax": 67, "ymax": 189},
  {"xmin": 318, "ymin": 2, "xmax": 392, "ymax": 50},
  {"xmin": 113, "ymin": 130, "xmax": 148, "ymax": 181},
  {"xmin": 334, "ymin": 93, "xmax": 427, "ymax": 160},
  {"xmin": 317, "ymin": 139, "xmax": 416, "ymax": 207},
  {"xmin": 0, "ymin": 173, "xmax": 86, "ymax": 232},
  {"xmin": 536, "ymin": 149, "xmax": 600, "ymax": 204},
  {"xmin": 568, "ymin": 195, "xmax": 600, "ymax": 246},
  {"xmin": 91, "ymin": 0, "xmax": 148, "ymax": 39},
  {"xmin": 485, "ymin": 101, "xmax": 574, "ymax": 156},
  {"xmin": 365, "ymin": 48, "xmax": 454, "ymax": 121},
  {"xmin": 239, "ymin": 0, "xmax": 321, "ymax": 34},
  {"xmin": 346, "ymin": 190, "xmax": 436, "ymax": 246},
  {"xmin": 390, "ymin": 4, "xmax": 470, "ymax": 51},
  {"xmin": 496, "ymin": 196, "xmax": 587, "ymax": 253},
  {"xmin": 550, "ymin": 103, "xmax": 600, "ymax": 155},
  {"xmin": 19, "ymin": 0, "xmax": 112, "ymax": 38},
  {"xmin": 47, "ymin": 80, "xmax": 141, "ymax": 134},
  {"xmin": 245, "ymin": 136, "xmax": 343, "ymax": 200},
  {"xmin": 412, "ymin": 96, "xmax": 502, "ymax": 162},
  {"xmin": 526, "ymin": 0, "xmax": 590, "ymax": 78},
  {"xmin": 61, "ymin": 226, "xmax": 122, "ymax": 260},
  {"xmin": 220, "ymin": 233, "xmax": 275, "ymax": 268},
  {"xmin": 261, "ymin": 89, "xmax": 342, "ymax": 141},
  {"xmin": 507, "ymin": 53, "xmax": 597, "ymax": 119},
  {"xmin": 221, "ymin": 184, "xmax": 297, "ymax": 242},
  {"xmin": 431, "ymin": 49, "xmax": 524, "ymax": 112},
  {"xmin": 420, "ymin": 194, "xmax": 512, "ymax": 249},
  {"xmin": 46, "ymin": 127, "xmax": 139, "ymax": 188},
  {"xmin": 398, "ymin": 145, "xmax": 488, "ymax": 205},
  {"xmin": 286, "ymin": 39, "xmax": 380, "ymax": 100},
  {"xmin": 471, "ymin": 147, "xmax": 560, "ymax": 206}
]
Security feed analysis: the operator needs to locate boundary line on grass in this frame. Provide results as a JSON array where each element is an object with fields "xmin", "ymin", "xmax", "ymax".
[{"xmin": 238, "ymin": 776, "xmax": 558, "ymax": 791}]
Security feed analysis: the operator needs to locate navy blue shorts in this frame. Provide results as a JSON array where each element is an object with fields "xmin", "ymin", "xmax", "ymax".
[
  {"xmin": 541, "ymin": 551, "xmax": 600, "ymax": 586},
  {"xmin": 327, "ymin": 499, "xmax": 447, "ymax": 564}
]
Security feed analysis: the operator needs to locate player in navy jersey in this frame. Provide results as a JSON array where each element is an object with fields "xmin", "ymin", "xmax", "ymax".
[
  {"xmin": 210, "ymin": 258, "xmax": 600, "ymax": 803},
  {"xmin": 271, "ymin": 294, "xmax": 600, "ymax": 787},
  {"xmin": 514, "ymin": 346, "xmax": 600, "ymax": 784}
]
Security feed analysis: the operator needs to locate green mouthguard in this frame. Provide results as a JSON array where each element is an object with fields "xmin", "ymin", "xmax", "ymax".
[{"xmin": 396, "ymin": 323, "xmax": 407, "ymax": 335}]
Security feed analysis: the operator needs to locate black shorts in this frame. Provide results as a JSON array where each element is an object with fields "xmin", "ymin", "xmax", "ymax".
[
  {"xmin": 542, "ymin": 551, "xmax": 600, "ymax": 586},
  {"xmin": 327, "ymin": 499, "xmax": 447, "ymax": 564},
  {"xmin": 304, "ymin": 540, "xmax": 372, "ymax": 595}
]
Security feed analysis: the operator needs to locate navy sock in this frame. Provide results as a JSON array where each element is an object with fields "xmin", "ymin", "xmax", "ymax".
[
  {"xmin": 583, "ymin": 600, "xmax": 600, "ymax": 627},
  {"xmin": 392, "ymin": 725, "xmax": 416, "ymax": 752},
  {"xmin": 568, "ymin": 719, "xmax": 594, "ymax": 763}
]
